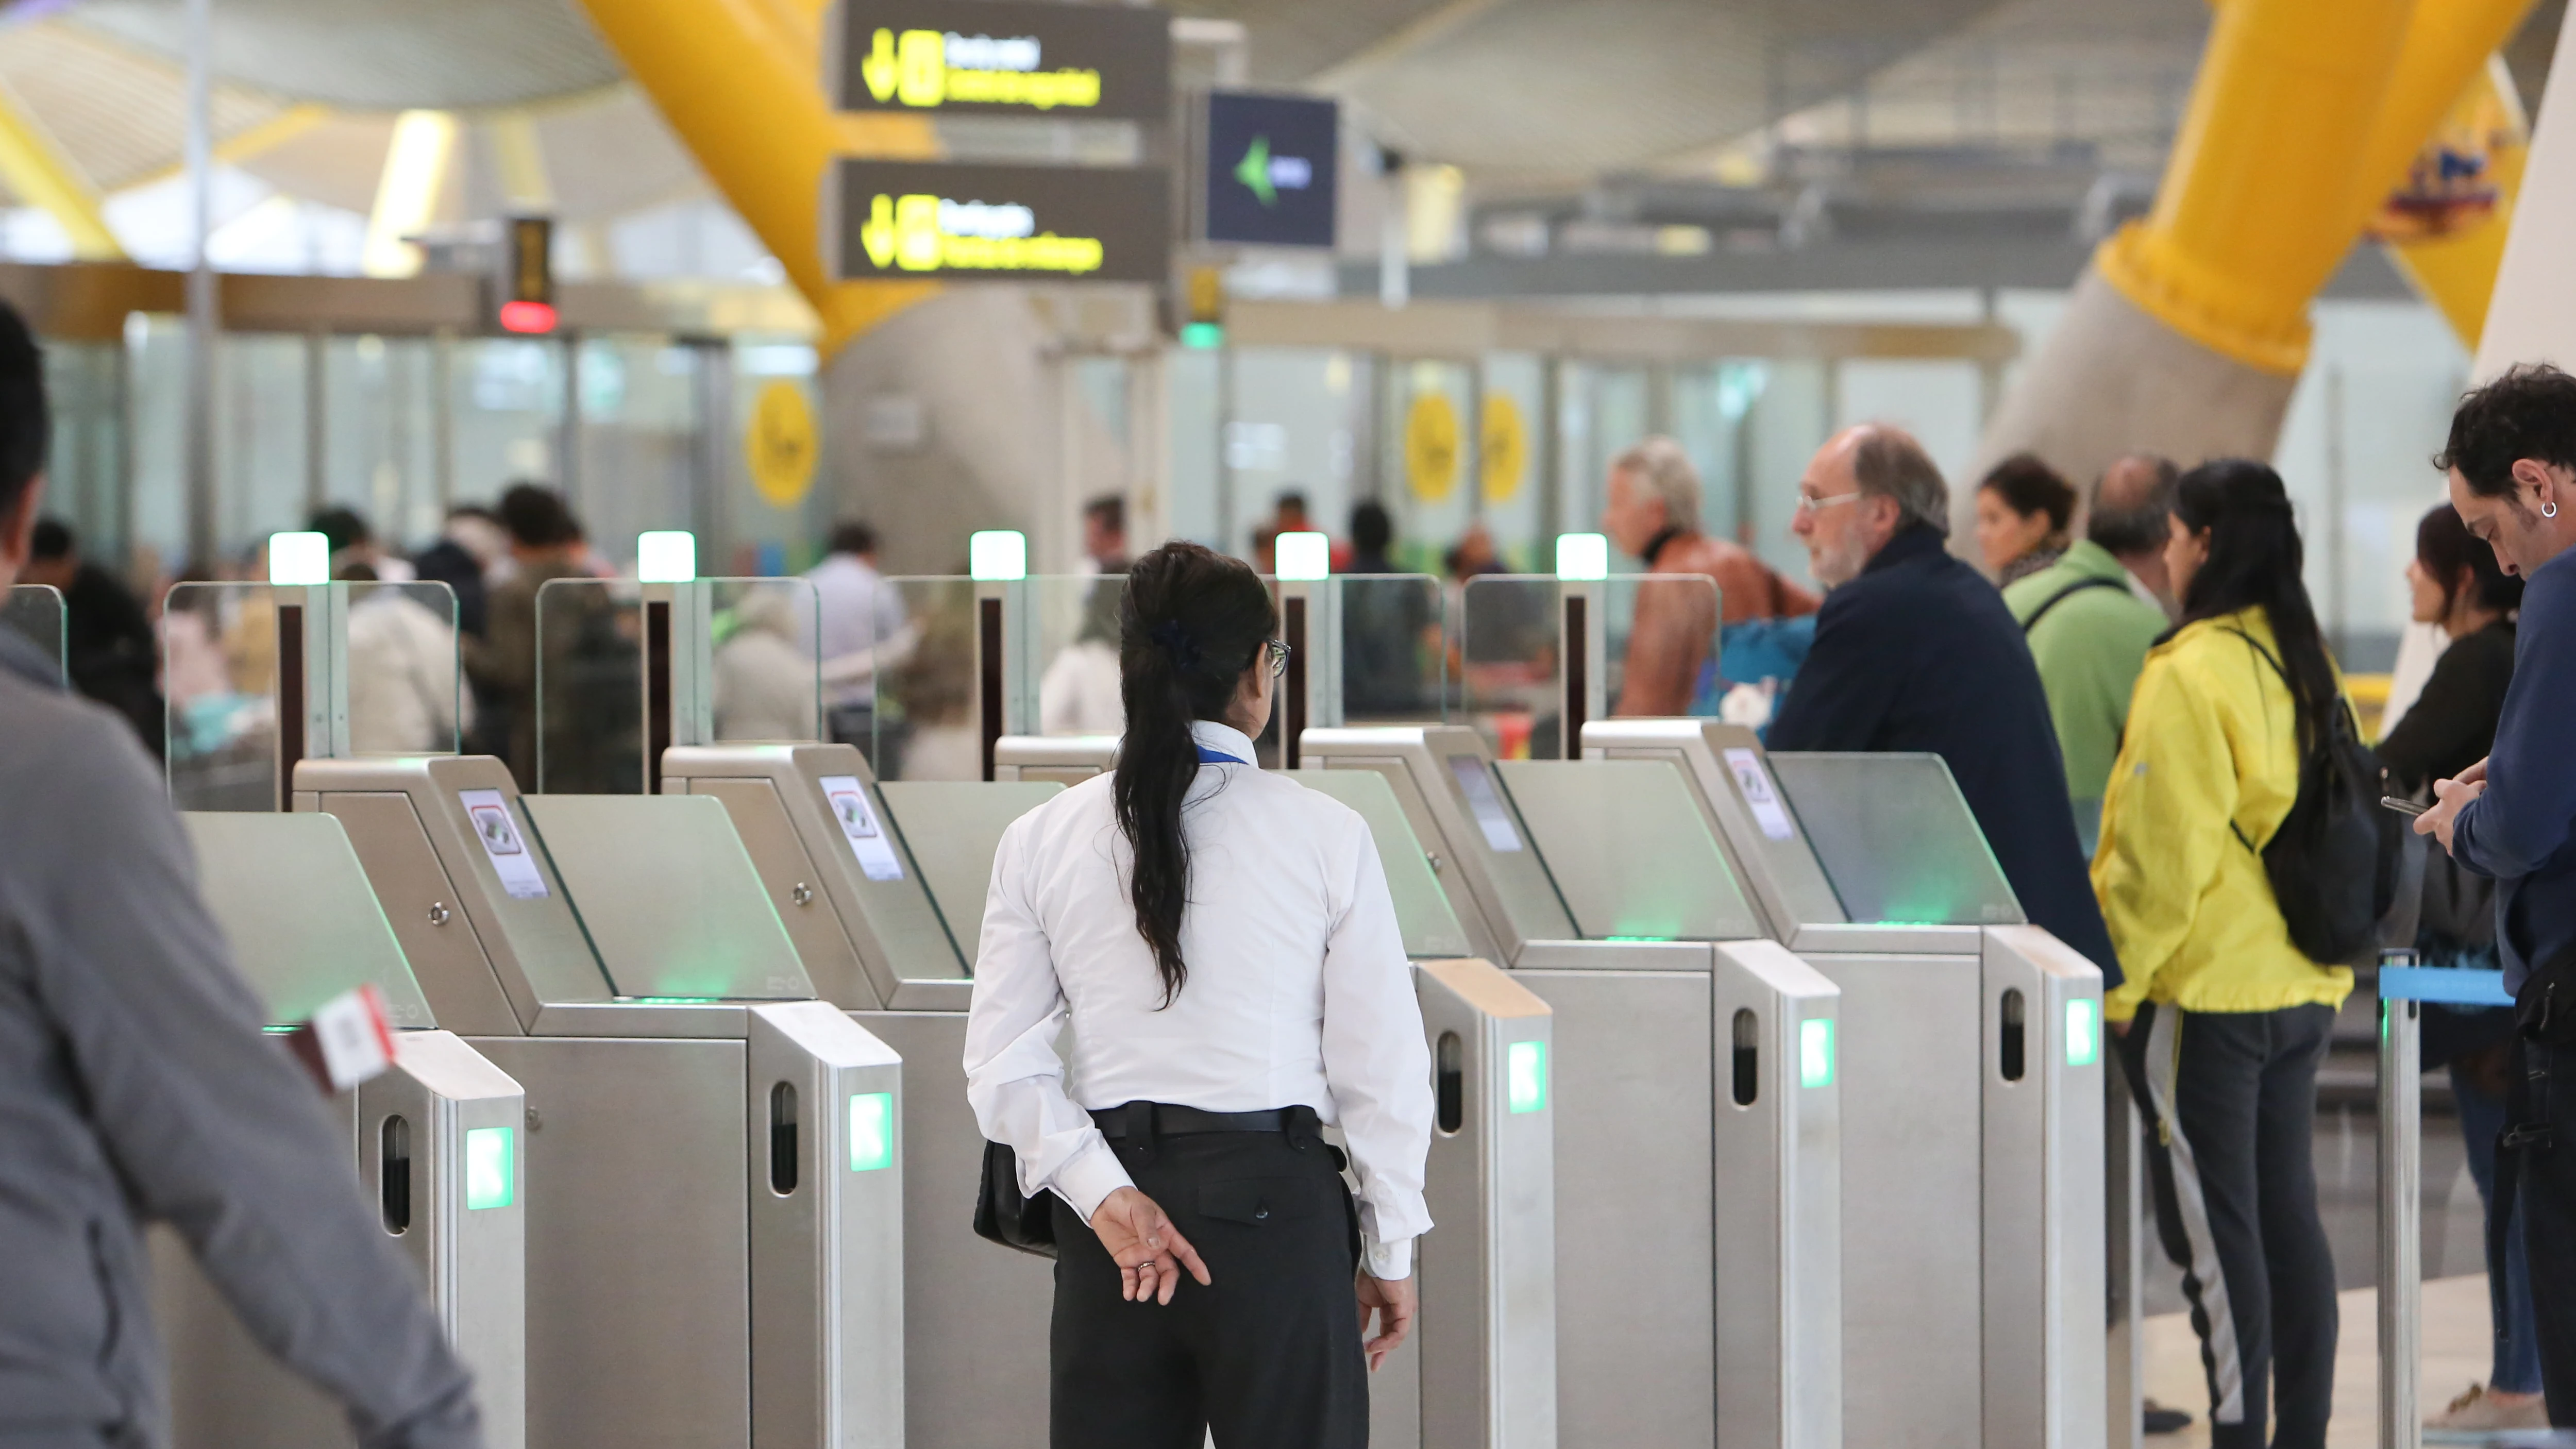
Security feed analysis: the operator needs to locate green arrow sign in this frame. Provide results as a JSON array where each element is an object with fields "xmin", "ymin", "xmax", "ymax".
[{"xmin": 1235, "ymin": 135, "xmax": 1276, "ymax": 206}]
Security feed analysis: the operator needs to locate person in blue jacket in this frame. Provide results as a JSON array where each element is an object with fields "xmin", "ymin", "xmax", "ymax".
[
  {"xmin": 1766, "ymin": 424, "xmax": 2122, "ymax": 987},
  {"xmin": 2419, "ymin": 363, "xmax": 2576, "ymax": 1424}
]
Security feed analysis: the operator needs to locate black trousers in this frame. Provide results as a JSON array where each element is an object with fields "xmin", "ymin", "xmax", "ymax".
[
  {"xmin": 2503, "ymin": 1035, "xmax": 2576, "ymax": 1422},
  {"xmin": 2120, "ymin": 1002, "xmax": 2338, "ymax": 1449},
  {"xmin": 1048, "ymin": 1115, "xmax": 1368, "ymax": 1449}
]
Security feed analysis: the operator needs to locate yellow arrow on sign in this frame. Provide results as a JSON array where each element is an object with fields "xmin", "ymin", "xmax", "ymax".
[
  {"xmin": 862, "ymin": 193, "xmax": 897, "ymax": 268},
  {"xmin": 863, "ymin": 29, "xmax": 899, "ymax": 103}
]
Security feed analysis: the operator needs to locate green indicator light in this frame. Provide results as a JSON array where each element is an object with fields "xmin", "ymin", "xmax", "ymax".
[
  {"xmin": 849, "ymin": 1090, "xmax": 895, "ymax": 1171},
  {"xmin": 2066, "ymin": 999, "xmax": 2101, "ymax": 1068},
  {"xmin": 1799, "ymin": 1018, "xmax": 1834, "ymax": 1088},
  {"xmin": 464, "ymin": 1127, "xmax": 514, "ymax": 1210},
  {"xmin": 1606, "ymin": 935, "xmax": 1675, "ymax": 943},
  {"xmin": 1180, "ymin": 321, "xmax": 1225, "ymax": 350},
  {"xmin": 628, "ymin": 996, "xmax": 721, "ymax": 1005},
  {"xmin": 1506, "ymin": 1040, "xmax": 1547, "ymax": 1114}
]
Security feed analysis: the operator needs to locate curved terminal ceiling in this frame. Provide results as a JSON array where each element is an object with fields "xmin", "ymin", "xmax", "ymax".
[
  {"xmin": 64, "ymin": 0, "xmax": 621, "ymax": 110},
  {"xmin": 48, "ymin": 0, "xmax": 2011, "ymax": 183},
  {"xmin": 1175, "ymin": 0, "xmax": 2010, "ymax": 180}
]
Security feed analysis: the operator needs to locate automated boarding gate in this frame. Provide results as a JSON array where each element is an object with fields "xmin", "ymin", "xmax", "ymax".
[
  {"xmin": 293, "ymin": 755, "xmax": 902, "ymax": 1449},
  {"xmin": 158, "ymin": 810, "xmax": 525, "ymax": 1449},
  {"xmin": 1585, "ymin": 718, "xmax": 2108, "ymax": 1449},
  {"xmin": 1305, "ymin": 726, "xmax": 1842, "ymax": 1449},
  {"xmin": 664, "ymin": 733, "xmax": 1564, "ymax": 1449}
]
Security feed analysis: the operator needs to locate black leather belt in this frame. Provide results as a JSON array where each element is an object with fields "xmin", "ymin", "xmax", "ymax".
[{"xmin": 1091, "ymin": 1103, "xmax": 1291, "ymax": 1138}]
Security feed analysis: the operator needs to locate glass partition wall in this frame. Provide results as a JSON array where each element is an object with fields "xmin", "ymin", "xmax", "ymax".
[{"xmin": 84, "ymin": 322, "xmax": 737, "ymax": 584}]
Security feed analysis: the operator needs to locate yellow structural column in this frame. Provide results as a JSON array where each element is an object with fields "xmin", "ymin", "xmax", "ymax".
[
  {"xmin": 575, "ymin": 0, "xmax": 937, "ymax": 357},
  {"xmin": 2383, "ymin": 59, "xmax": 2529, "ymax": 351},
  {"xmin": 2336, "ymin": 1, "xmax": 2536, "ymax": 238},
  {"xmin": 0, "ymin": 78, "xmax": 122, "ymax": 260},
  {"xmin": 2095, "ymin": 0, "xmax": 2416, "ymax": 376}
]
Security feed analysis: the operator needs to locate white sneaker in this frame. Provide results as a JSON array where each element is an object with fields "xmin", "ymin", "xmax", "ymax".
[{"xmin": 2426, "ymin": 1382, "xmax": 2549, "ymax": 1435}]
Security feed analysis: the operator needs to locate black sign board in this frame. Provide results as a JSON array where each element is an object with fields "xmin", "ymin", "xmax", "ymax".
[
  {"xmin": 1201, "ymin": 91, "xmax": 1338, "ymax": 248},
  {"xmin": 826, "ymin": 0, "xmax": 1171, "ymax": 120},
  {"xmin": 824, "ymin": 159, "xmax": 1172, "ymax": 284}
]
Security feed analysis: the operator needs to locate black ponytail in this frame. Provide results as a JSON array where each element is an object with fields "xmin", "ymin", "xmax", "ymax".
[
  {"xmin": 1113, "ymin": 542, "xmax": 1278, "ymax": 1006},
  {"xmin": 2171, "ymin": 459, "xmax": 2343, "ymax": 753}
]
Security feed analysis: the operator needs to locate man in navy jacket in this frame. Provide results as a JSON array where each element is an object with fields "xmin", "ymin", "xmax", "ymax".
[
  {"xmin": 1766, "ymin": 424, "xmax": 2122, "ymax": 987},
  {"xmin": 2420, "ymin": 363, "xmax": 2576, "ymax": 1422}
]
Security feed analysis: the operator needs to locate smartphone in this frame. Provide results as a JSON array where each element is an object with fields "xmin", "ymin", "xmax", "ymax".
[{"xmin": 2381, "ymin": 795, "xmax": 2429, "ymax": 817}]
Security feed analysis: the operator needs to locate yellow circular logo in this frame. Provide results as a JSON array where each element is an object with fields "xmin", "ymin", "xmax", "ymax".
[
  {"xmin": 1480, "ymin": 394, "xmax": 1526, "ymax": 504},
  {"xmin": 1405, "ymin": 393, "xmax": 1459, "ymax": 503},
  {"xmin": 746, "ymin": 381, "xmax": 818, "ymax": 510}
]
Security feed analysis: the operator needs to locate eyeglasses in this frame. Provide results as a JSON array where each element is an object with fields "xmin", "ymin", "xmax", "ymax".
[
  {"xmin": 1263, "ymin": 638, "xmax": 1291, "ymax": 677},
  {"xmin": 1793, "ymin": 490, "xmax": 1863, "ymax": 518}
]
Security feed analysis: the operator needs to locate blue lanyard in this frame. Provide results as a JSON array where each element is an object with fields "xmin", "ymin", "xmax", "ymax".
[{"xmin": 1194, "ymin": 745, "xmax": 1248, "ymax": 765}]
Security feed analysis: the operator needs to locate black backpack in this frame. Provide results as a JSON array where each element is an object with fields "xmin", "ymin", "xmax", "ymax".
[{"xmin": 2227, "ymin": 631, "xmax": 2399, "ymax": 965}]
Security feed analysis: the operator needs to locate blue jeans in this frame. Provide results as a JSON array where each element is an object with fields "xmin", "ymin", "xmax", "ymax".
[{"xmin": 2456, "ymin": 1058, "xmax": 2545, "ymax": 1395}]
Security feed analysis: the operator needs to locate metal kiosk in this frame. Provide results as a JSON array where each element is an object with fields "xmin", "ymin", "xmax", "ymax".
[
  {"xmin": 1585, "ymin": 717, "xmax": 2108, "ymax": 1449},
  {"xmin": 156, "ymin": 810, "xmax": 526, "ymax": 1449},
  {"xmin": 255, "ymin": 557, "xmax": 903, "ymax": 1449},
  {"xmin": 1303, "ymin": 724, "xmax": 1842, "ymax": 1449},
  {"xmin": 660, "ymin": 560, "xmax": 1562, "ymax": 1449}
]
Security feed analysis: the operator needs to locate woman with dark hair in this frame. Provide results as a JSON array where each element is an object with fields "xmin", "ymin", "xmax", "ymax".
[
  {"xmin": 964, "ymin": 541, "xmax": 1433, "ymax": 1449},
  {"xmin": 2382, "ymin": 504, "xmax": 2539, "ymax": 1433},
  {"xmin": 2093, "ymin": 459, "xmax": 2355, "ymax": 1449},
  {"xmin": 1974, "ymin": 452, "xmax": 2079, "ymax": 584}
]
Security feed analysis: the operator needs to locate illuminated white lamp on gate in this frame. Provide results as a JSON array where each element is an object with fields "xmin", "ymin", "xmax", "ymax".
[
  {"xmin": 969, "ymin": 530, "xmax": 1028, "ymax": 582},
  {"xmin": 1275, "ymin": 530, "xmax": 1331, "ymax": 581},
  {"xmin": 636, "ymin": 530, "xmax": 698, "ymax": 584},
  {"xmin": 268, "ymin": 530, "xmax": 331, "ymax": 586},
  {"xmin": 1555, "ymin": 532, "xmax": 1609, "ymax": 582}
]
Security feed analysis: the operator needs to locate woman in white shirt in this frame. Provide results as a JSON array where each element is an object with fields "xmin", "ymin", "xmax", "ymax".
[{"xmin": 965, "ymin": 541, "xmax": 1433, "ymax": 1449}]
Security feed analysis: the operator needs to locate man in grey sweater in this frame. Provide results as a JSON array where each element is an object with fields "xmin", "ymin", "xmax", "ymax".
[{"xmin": 0, "ymin": 302, "xmax": 483, "ymax": 1449}]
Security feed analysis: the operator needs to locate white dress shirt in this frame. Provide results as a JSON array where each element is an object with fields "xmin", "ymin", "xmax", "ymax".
[{"xmin": 964, "ymin": 719, "xmax": 1434, "ymax": 1277}]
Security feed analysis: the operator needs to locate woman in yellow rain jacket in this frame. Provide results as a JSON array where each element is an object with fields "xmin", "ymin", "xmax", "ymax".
[{"xmin": 2093, "ymin": 459, "xmax": 2353, "ymax": 1449}]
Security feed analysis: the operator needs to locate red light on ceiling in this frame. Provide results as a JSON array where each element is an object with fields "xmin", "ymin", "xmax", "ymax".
[{"xmin": 498, "ymin": 299, "xmax": 558, "ymax": 334}]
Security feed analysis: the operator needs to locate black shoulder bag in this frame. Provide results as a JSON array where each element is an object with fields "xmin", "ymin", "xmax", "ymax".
[
  {"xmin": 974, "ymin": 1141, "xmax": 1058, "ymax": 1258},
  {"xmin": 2226, "ymin": 631, "xmax": 2398, "ymax": 965}
]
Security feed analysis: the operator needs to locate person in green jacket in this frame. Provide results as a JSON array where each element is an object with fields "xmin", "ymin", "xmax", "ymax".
[{"xmin": 2003, "ymin": 454, "xmax": 2178, "ymax": 855}]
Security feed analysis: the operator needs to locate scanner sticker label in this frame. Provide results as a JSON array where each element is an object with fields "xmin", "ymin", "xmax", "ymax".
[
  {"xmin": 1446, "ymin": 756, "xmax": 1523, "ymax": 853},
  {"xmin": 1724, "ymin": 748, "xmax": 1796, "ymax": 842},
  {"xmin": 821, "ymin": 776, "xmax": 907, "ymax": 881},
  {"xmin": 458, "ymin": 788, "xmax": 549, "ymax": 899}
]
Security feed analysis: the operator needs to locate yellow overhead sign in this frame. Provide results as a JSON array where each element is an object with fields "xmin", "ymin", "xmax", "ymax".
[
  {"xmin": 828, "ymin": 160, "xmax": 1170, "ymax": 284},
  {"xmin": 862, "ymin": 28, "xmax": 1102, "ymax": 110},
  {"xmin": 829, "ymin": 0, "xmax": 1170, "ymax": 120},
  {"xmin": 858, "ymin": 193, "xmax": 1106, "ymax": 275}
]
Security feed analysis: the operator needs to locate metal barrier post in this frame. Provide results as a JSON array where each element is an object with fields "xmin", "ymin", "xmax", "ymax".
[
  {"xmin": 2379, "ymin": 953, "xmax": 2421, "ymax": 1449},
  {"xmin": 2377, "ymin": 958, "xmax": 2514, "ymax": 1449}
]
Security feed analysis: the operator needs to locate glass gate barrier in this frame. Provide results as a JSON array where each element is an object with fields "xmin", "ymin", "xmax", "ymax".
[
  {"xmin": 2, "ymin": 582, "xmax": 63, "ymax": 684},
  {"xmin": 1459, "ymin": 572, "xmax": 1721, "ymax": 759},
  {"xmin": 1765, "ymin": 751, "xmax": 2024, "ymax": 928},
  {"xmin": 1015, "ymin": 571, "xmax": 1449, "ymax": 738},
  {"xmin": 533, "ymin": 577, "xmax": 818, "ymax": 792},
  {"xmin": 163, "ymin": 579, "xmax": 461, "ymax": 811},
  {"xmin": 873, "ymin": 576, "xmax": 975, "ymax": 781}
]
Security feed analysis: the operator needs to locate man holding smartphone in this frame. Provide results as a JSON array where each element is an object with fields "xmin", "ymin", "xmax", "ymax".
[{"xmin": 2418, "ymin": 363, "xmax": 2576, "ymax": 1425}]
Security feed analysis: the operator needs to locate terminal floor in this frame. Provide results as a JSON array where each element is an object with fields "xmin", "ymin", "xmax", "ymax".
[
  {"xmin": 2138, "ymin": 1099, "xmax": 2559, "ymax": 1445},
  {"xmin": 2142, "ymin": 1275, "xmax": 2561, "ymax": 1446}
]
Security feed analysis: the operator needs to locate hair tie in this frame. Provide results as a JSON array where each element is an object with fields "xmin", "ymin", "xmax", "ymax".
[{"xmin": 1149, "ymin": 620, "xmax": 1203, "ymax": 673}]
